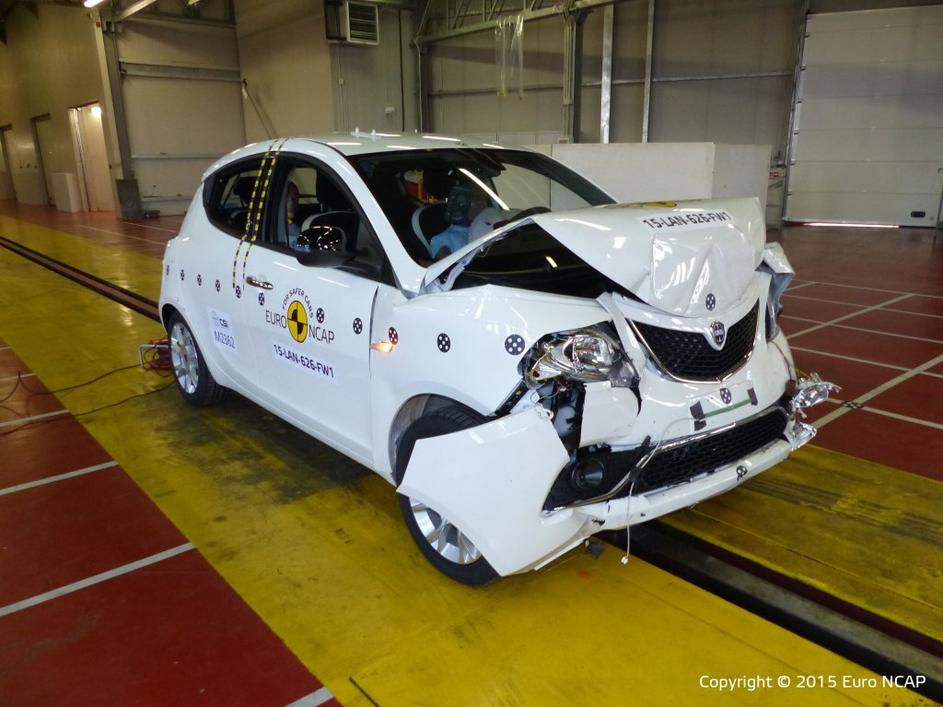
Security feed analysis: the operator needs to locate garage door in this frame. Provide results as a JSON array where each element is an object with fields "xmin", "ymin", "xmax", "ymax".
[
  {"xmin": 117, "ymin": 15, "xmax": 246, "ymax": 215},
  {"xmin": 785, "ymin": 5, "xmax": 943, "ymax": 227}
]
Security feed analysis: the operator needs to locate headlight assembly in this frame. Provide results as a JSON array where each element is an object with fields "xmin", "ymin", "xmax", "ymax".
[
  {"xmin": 526, "ymin": 327, "xmax": 638, "ymax": 387},
  {"xmin": 761, "ymin": 243, "xmax": 794, "ymax": 341},
  {"xmin": 765, "ymin": 299, "xmax": 782, "ymax": 340}
]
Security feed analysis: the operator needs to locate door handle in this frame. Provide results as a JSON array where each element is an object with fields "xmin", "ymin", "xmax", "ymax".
[{"xmin": 246, "ymin": 275, "xmax": 273, "ymax": 290}]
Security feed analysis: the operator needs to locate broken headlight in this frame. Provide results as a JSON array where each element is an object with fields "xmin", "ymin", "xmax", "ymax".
[
  {"xmin": 761, "ymin": 243, "xmax": 794, "ymax": 341},
  {"xmin": 526, "ymin": 327, "xmax": 638, "ymax": 387},
  {"xmin": 766, "ymin": 300, "xmax": 782, "ymax": 340}
]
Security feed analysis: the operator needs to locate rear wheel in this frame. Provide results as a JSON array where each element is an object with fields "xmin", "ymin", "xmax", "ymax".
[
  {"xmin": 167, "ymin": 312, "xmax": 225, "ymax": 406},
  {"xmin": 395, "ymin": 405, "xmax": 499, "ymax": 585}
]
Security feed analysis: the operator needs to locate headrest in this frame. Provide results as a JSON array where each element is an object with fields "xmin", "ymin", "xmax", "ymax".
[{"xmin": 233, "ymin": 175, "xmax": 256, "ymax": 204}]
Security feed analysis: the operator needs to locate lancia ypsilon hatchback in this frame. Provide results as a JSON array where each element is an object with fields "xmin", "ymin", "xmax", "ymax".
[{"xmin": 159, "ymin": 134, "xmax": 836, "ymax": 584}]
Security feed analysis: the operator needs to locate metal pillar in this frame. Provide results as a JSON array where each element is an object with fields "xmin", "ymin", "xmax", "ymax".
[
  {"xmin": 562, "ymin": 9, "xmax": 586, "ymax": 143},
  {"xmin": 781, "ymin": 0, "xmax": 811, "ymax": 224},
  {"xmin": 599, "ymin": 4, "xmax": 613, "ymax": 143},
  {"xmin": 94, "ymin": 12, "xmax": 142, "ymax": 219},
  {"xmin": 640, "ymin": 0, "xmax": 654, "ymax": 143}
]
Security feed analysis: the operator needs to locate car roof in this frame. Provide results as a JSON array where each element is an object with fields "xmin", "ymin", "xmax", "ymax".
[
  {"xmin": 301, "ymin": 132, "xmax": 525, "ymax": 156},
  {"xmin": 205, "ymin": 133, "xmax": 533, "ymax": 178}
]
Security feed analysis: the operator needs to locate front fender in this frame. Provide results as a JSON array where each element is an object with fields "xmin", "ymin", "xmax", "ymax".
[{"xmin": 398, "ymin": 407, "xmax": 592, "ymax": 576}]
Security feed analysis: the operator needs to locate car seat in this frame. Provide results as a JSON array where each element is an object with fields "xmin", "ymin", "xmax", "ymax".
[
  {"xmin": 411, "ymin": 203, "xmax": 449, "ymax": 254},
  {"xmin": 228, "ymin": 175, "xmax": 258, "ymax": 231}
]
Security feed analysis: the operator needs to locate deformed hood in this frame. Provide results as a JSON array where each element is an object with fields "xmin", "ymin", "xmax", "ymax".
[{"xmin": 423, "ymin": 197, "xmax": 767, "ymax": 317}]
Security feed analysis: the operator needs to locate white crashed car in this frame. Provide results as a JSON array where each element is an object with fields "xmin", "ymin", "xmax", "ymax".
[{"xmin": 159, "ymin": 134, "xmax": 836, "ymax": 584}]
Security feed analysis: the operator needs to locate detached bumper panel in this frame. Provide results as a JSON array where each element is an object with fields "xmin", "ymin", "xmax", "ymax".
[{"xmin": 399, "ymin": 407, "xmax": 587, "ymax": 576}]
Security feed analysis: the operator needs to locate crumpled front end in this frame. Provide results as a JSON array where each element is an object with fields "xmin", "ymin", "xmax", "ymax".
[{"xmin": 400, "ymin": 213, "xmax": 839, "ymax": 577}]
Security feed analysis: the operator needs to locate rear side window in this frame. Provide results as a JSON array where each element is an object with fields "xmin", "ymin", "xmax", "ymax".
[{"xmin": 204, "ymin": 159, "xmax": 264, "ymax": 236}]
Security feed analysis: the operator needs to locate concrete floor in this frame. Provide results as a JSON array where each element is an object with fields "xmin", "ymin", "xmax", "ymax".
[{"xmin": 0, "ymin": 201, "xmax": 939, "ymax": 705}]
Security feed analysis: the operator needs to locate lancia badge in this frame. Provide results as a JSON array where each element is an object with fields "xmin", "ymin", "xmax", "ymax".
[{"xmin": 710, "ymin": 321, "xmax": 726, "ymax": 347}]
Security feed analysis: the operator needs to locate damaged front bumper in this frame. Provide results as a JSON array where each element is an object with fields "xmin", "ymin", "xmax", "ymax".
[{"xmin": 399, "ymin": 373, "xmax": 838, "ymax": 577}]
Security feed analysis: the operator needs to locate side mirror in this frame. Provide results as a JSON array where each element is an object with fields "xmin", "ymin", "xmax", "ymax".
[
  {"xmin": 295, "ymin": 227, "xmax": 349, "ymax": 267},
  {"xmin": 294, "ymin": 211, "xmax": 359, "ymax": 267}
]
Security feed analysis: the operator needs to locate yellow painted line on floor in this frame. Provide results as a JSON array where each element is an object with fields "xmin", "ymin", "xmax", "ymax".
[
  {"xmin": 1, "ymin": 247, "xmax": 929, "ymax": 706},
  {"xmin": 0, "ymin": 214, "xmax": 163, "ymax": 301},
  {"xmin": 663, "ymin": 444, "xmax": 943, "ymax": 645}
]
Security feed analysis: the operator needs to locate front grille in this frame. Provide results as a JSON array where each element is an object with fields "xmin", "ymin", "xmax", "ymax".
[
  {"xmin": 621, "ymin": 408, "xmax": 788, "ymax": 496},
  {"xmin": 632, "ymin": 301, "xmax": 759, "ymax": 380}
]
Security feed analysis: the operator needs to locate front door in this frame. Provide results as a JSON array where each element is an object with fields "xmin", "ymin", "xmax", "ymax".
[{"xmin": 239, "ymin": 155, "xmax": 389, "ymax": 464}]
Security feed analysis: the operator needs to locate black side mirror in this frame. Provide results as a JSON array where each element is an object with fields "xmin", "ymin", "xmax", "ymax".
[
  {"xmin": 295, "ymin": 227, "xmax": 349, "ymax": 267},
  {"xmin": 294, "ymin": 211, "xmax": 359, "ymax": 267}
]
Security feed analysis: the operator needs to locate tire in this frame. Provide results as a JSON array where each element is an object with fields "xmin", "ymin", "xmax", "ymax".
[
  {"xmin": 167, "ymin": 312, "xmax": 226, "ymax": 407},
  {"xmin": 395, "ymin": 405, "xmax": 499, "ymax": 586}
]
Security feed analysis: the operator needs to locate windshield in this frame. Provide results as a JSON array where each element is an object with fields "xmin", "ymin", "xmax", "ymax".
[{"xmin": 347, "ymin": 148, "xmax": 614, "ymax": 265}]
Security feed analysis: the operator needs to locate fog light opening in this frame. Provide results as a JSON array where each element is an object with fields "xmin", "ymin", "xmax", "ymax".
[{"xmin": 570, "ymin": 458, "xmax": 606, "ymax": 491}]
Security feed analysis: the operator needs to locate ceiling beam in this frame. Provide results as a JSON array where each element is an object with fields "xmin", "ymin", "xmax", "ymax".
[
  {"xmin": 416, "ymin": 0, "xmax": 621, "ymax": 45},
  {"xmin": 117, "ymin": 0, "xmax": 158, "ymax": 22}
]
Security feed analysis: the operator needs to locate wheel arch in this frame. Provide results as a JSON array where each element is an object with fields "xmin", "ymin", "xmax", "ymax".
[
  {"xmin": 161, "ymin": 303, "xmax": 179, "ymax": 330},
  {"xmin": 387, "ymin": 394, "xmax": 486, "ymax": 482}
]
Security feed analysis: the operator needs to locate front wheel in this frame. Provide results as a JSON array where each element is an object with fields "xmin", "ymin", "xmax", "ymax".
[
  {"xmin": 395, "ymin": 406, "xmax": 499, "ymax": 585},
  {"xmin": 167, "ymin": 312, "xmax": 225, "ymax": 406}
]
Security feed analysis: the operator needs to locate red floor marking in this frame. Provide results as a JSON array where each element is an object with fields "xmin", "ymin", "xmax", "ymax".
[
  {"xmin": 888, "ymin": 295, "xmax": 943, "ymax": 317},
  {"xmin": 815, "ymin": 409, "xmax": 943, "ymax": 482},
  {"xmin": 790, "ymin": 283, "xmax": 900, "ymax": 307},
  {"xmin": 0, "ymin": 466, "xmax": 187, "ymax": 606},
  {"xmin": 0, "ymin": 375, "xmax": 64, "ymax": 423},
  {"xmin": 867, "ymin": 374, "xmax": 943, "ymax": 426},
  {"xmin": 0, "ymin": 343, "xmax": 333, "ymax": 705},
  {"xmin": 778, "ymin": 316, "xmax": 809, "ymax": 337},
  {"xmin": 780, "ymin": 295, "xmax": 865, "ymax": 322},
  {"xmin": 0, "ymin": 201, "xmax": 178, "ymax": 255},
  {"xmin": 929, "ymin": 361, "xmax": 943, "ymax": 376},
  {"xmin": 0, "ymin": 348, "xmax": 29, "ymax": 377},
  {"xmin": 0, "ymin": 415, "xmax": 112, "ymax": 488},
  {"xmin": 843, "ymin": 309, "xmax": 943, "ymax": 342},
  {"xmin": 0, "ymin": 551, "xmax": 323, "ymax": 707},
  {"xmin": 772, "ymin": 226, "xmax": 943, "ymax": 296},
  {"xmin": 789, "ymin": 326, "xmax": 943, "ymax": 369},
  {"xmin": 791, "ymin": 350, "xmax": 899, "ymax": 400}
]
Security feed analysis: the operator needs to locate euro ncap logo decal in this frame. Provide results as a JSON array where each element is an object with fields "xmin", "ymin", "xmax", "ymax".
[{"xmin": 287, "ymin": 300, "xmax": 308, "ymax": 343}]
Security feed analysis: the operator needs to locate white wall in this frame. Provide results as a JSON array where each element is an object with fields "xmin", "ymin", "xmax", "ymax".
[
  {"xmin": 0, "ymin": 4, "xmax": 110, "ymax": 206},
  {"xmin": 331, "ymin": 7, "xmax": 419, "ymax": 133},
  {"xmin": 236, "ymin": 0, "xmax": 336, "ymax": 140},
  {"xmin": 535, "ymin": 142, "xmax": 770, "ymax": 212}
]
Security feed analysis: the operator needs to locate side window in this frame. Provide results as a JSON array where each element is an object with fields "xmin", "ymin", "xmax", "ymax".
[
  {"xmin": 204, "ymin": 159, "xmax": 263, "ymax": 237},
  {"xmin": 271, "ymin": 160, "xmax": 390, "ymax": 282}
]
